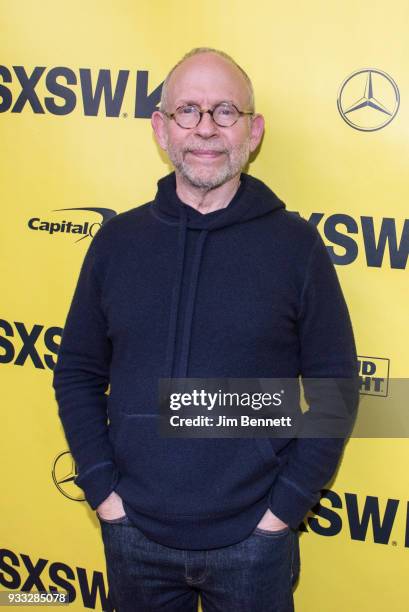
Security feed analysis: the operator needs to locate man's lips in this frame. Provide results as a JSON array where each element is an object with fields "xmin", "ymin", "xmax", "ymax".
[{"xmin": 186, "ymin": 150, "xmax": 225, "ymax": 159}]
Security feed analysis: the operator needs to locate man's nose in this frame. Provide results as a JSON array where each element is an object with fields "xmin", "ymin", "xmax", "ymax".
[{"xmin": 193, "ymin": 111, "xmax": 218, "ymax": 137}]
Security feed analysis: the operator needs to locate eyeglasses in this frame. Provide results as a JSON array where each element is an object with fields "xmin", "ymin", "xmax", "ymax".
[{"xmin": 163, "ymin": 102, "xmax": 254, "ymax": 129}]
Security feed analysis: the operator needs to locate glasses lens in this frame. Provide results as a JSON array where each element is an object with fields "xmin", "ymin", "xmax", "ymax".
[
  {"xmin": 174, "ymin": 105, "xmax": 200, "ymax": 128},
  {"xmin": 213, "ymin": 103, "xmax": 240, "ymax": 127}
]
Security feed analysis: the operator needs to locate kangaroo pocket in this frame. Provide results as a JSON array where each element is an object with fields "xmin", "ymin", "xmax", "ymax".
[{"xmin": 113, "ymin": 412, "xmax": 279, "ymax": 517}]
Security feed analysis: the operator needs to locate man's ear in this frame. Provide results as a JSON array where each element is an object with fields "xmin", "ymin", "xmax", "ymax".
[
  {"xmin": 151, "ymin": 111, "xmax": 168, "ymax": 151},
  {"xmin": 249, "ymin": 114, "xmax": 265, "ymax": 153}
]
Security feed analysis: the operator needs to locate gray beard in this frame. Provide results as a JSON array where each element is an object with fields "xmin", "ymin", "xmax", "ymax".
[{"xmin": 167, "ymin": 142, "xmax": 251, "ymax": 190}]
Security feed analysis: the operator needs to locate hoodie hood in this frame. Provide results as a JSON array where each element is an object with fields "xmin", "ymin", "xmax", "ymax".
[
  {"xmin": 153, "ymin": 171, "xmax": 285, "ymax": 230},
  {"xmin": 152, "ymin": 172, "xmax": 286, "ymax": 380}
]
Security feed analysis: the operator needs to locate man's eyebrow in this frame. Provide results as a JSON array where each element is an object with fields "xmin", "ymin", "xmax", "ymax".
[
  {"xmin": 175, "ymin": 100, "xmax": 200, "ymax": 107},
  {"xmin": 174, "ymin": 99, "xmax": 236, "ymax": 108}
]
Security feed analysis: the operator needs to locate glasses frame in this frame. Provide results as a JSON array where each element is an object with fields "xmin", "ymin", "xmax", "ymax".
[{"xmin": 162, "ymin": 102, "xmax": 254, "ymax": 129}]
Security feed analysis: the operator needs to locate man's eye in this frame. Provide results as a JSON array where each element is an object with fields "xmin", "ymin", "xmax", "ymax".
[
  {"xmin": 218, "ymin": 106, "xmax": 235, "ymax": 115},
  {"xmin": 180, "ymin": 106, "xmax": 197, "ymax": 114}
]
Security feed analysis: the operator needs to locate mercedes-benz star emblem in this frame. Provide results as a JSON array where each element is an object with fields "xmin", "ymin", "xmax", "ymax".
[
  {"xmin": 337, "ymin": 69, "xmax": 399, "ymax": 131},
  {"xmin": 52, "ymin": 450, "xmax": 85, "ymax": 501}
]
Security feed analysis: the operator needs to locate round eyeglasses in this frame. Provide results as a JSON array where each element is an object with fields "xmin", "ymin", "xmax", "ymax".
[{"xmin": 163, "ymin": 102, "xmax": 254, "ymax": 129}]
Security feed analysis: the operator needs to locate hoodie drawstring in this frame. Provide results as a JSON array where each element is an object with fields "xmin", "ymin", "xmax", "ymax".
[
  {"xmin": 164, "ymin": 206, "xmax": 187, "ymax": 379},
  {"xmin": 164, "ymin": 206, "xmax": 208, "ymax": 379},
  {"xmin": 177, "ymin": 228, "xmax": 208, "ymax": 378}
]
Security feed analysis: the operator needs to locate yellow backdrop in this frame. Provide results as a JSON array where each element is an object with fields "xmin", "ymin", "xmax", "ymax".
[{"xmin": 1, "ymin": 1, "xmax": 408, "ymax": 610}]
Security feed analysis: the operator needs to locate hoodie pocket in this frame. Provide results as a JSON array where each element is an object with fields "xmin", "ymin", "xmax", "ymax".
[{"xmin": 114, "ymin": 412, "xmax": 279, "ymax": 518}]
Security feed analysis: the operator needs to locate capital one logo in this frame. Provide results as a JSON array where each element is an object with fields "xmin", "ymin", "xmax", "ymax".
[
  {"xmin": 337, "ymin": 68, "xmax": 400, "ymax": 131},
  {"xmin": 28, "ymin": 207, "xmax": 117, "ymax": 243}
]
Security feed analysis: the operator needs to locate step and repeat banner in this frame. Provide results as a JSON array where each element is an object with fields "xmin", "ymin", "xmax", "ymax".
[{"xmin": 1, "ymin": 1, "xmax": 408, "ymax": 610}]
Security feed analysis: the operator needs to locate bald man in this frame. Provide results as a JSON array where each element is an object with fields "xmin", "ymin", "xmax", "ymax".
[{"xmin": 53, "ymin": 48, "xmax": 358, "ymax": 611}]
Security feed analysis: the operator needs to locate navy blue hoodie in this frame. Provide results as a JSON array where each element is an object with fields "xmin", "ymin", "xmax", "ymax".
[{"xmin": 53, "ymin": 172, "xmax": 358, "ymax": 550}]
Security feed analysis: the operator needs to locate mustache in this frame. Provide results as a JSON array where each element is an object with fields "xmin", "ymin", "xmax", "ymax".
[{"xmin": 183, "ymin": 144, "xmax": 228, "ymax": 154}]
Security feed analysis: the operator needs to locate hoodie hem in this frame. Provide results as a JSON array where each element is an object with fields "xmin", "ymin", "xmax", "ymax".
[{"xmin": 119, "ymin": 492, "xmax": 271, "ymax": 550}]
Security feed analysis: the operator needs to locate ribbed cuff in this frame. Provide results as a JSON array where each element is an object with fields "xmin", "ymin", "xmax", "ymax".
[
  {"xmin": 268, "ymin": 475, "xmax": 320, "ymax": 529},
  {"xmin": 74, "ymin": 461, "xmax": 120, "ymax": 509}
]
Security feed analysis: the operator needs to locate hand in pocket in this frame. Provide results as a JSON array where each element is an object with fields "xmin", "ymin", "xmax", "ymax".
[
  {"xmin": 96, "ymin": 490, "xmax": 126, "ymax": 521},
  {"xmin": 256, "ymin": 508, "xmax": 289, "ymax": 532}
]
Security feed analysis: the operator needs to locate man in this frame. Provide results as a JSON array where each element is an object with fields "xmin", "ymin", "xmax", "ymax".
[{"xmin": 53, "ymin": 48, "xmax": 358, "ymax": 612}]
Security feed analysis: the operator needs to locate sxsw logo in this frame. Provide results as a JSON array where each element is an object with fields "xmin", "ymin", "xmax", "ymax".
[
  {"xmin": 0, "ymin": 548, "xmax": 113, "ymax": 611},
  {"xmin": 27, "ymin": 207, "xmax": 117, "ymax": 243},
  {"xmin": 298, "ymin": 212, "xmax": 409, "ymax": 270},
  {"xmin": 0, "ymin": 319, "xmax": 61, "ymax": 370},
  {"xmin": 0, "ymin": 66, "xmax": 162, "ymax": 118},
  {"xmin": 303, "ymin": 488, "xmax": 409, "ymax": 548},
  {"xmin": 357, "ymin": 355, "xmax": 390, "ymax": 396}
]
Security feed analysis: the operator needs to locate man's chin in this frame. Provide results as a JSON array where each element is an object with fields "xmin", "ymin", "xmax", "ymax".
[{"xmin": 179, "ymin": 166, "xmax": 234, "ymax": 190}]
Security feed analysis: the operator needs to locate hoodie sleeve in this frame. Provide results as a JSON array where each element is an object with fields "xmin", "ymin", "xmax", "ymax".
[
  {"xmin": 52, "ymin": 231, "xmax": 119, "ymax": 510},
  {"xmin": 268, "ymin": 232, "xmax": 359, "ymax": 528}
]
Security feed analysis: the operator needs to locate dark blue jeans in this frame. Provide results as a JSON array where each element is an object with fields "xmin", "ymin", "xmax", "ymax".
[{"xmin": 98, "ymin": 514, "xmax": 300, "ymax": 612}]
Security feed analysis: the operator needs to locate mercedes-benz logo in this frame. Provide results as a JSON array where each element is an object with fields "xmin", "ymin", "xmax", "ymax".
[
  {"xmin": 52, "ymin": 451, "xmax": 85, "ymax": 501},
  {"xmin": 337, "ymin": 69, "xmax": 399, "ymax": 131}
]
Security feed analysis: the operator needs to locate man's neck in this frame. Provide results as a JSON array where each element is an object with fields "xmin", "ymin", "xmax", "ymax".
[{"xmin": 175, "ymin": 172, "xmax": 241, "ymax": 214}]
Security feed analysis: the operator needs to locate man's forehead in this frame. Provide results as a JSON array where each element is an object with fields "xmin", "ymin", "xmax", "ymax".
[{"xmin": 165, "ymin": 53, "xmax": 251, "ymax": 108}]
